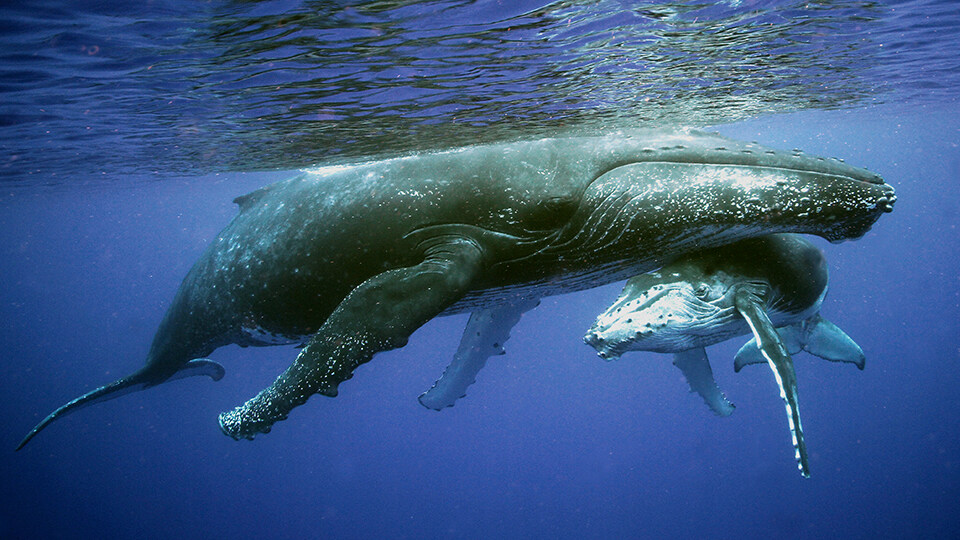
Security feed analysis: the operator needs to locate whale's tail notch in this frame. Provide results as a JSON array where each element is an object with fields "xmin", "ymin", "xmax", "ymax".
[{"xmin": 16, "ymin": 358, "xmax": 224, "ymax": 451}]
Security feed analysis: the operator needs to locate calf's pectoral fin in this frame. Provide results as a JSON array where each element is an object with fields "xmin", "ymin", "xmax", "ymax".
[
  {"xmin": 735, "ymin": 288, "xmax": 810, "ymax": 478},
  {"xmin": 218, "ymin": 237, "xmax": 485, "ymax": 440},
  {"xmin": 734, "ymin": 315, "xmax": 865, "ymax": 372},
  {"xmin": 734, "ymin": 324, "xmax": 801, "ymax": 371},
  {"xmin": 419, "ymin": 297, "xmax": 540, "ymax": 411},
  {"xmin": 672, "ymin": 348, "xmax": 735, "ymax": 417}
]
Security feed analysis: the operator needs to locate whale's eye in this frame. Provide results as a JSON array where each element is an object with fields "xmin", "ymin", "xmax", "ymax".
[
  {"xmin": 695, "ymin": 283, "xmax": 710, "ymax": 299},
  {"xmin": 524, "ymin": 196, "xmax": 578, "ymax": 231}
]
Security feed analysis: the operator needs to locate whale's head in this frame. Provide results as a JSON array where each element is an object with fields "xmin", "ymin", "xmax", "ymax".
[
  {"xmin": 584, "ymin": 265, "xmax": 750, "ymax": 360},
  {"xmin": 543, "ymin": 131, "xmax": 895, "ymax": 273}
]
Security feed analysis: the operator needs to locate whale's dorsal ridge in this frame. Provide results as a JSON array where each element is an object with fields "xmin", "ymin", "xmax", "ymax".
[{"xmin": 233, "ymin": 185, "xmax": 273, "ymax": 212}]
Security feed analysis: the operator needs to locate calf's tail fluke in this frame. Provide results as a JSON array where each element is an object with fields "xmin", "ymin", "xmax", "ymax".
[{"xmin": 16, "ymin": 359, "xmax": 224, "ymax": 451}]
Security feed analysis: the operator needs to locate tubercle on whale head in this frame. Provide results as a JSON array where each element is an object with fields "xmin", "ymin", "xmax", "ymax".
[
  {"xmin": 672, "ymin": 163, "xmax": 894, "ymax": 245},
  {"xmin": 751, "ymin": 171, "xmax": 896, "ymax": 243}
]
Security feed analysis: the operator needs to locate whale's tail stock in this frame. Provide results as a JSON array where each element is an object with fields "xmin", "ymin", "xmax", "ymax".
[{"xmin": 16, "ymin": 358, "xmax": 224, "ymax": 451}]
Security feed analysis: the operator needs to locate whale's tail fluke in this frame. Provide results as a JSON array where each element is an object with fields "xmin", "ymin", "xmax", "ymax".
[{"xmin": 16, "ymin": 359, "xmax": 224, "ymax": 451}]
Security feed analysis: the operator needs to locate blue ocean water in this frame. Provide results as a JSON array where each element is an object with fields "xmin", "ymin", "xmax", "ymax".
[{"xmin": 1, "ymin": 1, "xmax": 958, "ymax": 539}]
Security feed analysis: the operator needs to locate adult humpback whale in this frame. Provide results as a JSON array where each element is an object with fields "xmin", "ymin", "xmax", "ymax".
[
  {"xmin": 584, "ymin": 234, "xmax": 866, "ymax": 477},
  {"xmin": 17, "ymin": 129, "xmax": 895, "ymax": 449}
]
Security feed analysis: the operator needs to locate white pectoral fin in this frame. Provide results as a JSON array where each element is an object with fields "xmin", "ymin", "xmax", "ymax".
[
  {"xmin": 802, "ymin": 315, "xmax": 866, "ymax": 370},
  {"xmin": 735, "ymin": 288, "xmax": 810, "ymax": 478},
  {"xmin": 672, "ymin": 348, "xmax": 735, "ymax": 417},
  {"xmin": 418, "ymin": 297, "xmax": 540, "ymax": 410}
]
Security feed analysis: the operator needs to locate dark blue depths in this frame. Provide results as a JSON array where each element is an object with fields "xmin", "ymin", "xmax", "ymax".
[{"xmin": 1, "ymin": 106, "xmax": 959, "ymax": 539}]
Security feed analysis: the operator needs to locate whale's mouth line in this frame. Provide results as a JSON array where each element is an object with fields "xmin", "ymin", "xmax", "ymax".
[
  {"xmin": 510, "ymin": 161, "xmax": 893, "ymax": 266},
  {"xmin": 604, "ymin": 158, "xmax": 887, "ymax": 186}
]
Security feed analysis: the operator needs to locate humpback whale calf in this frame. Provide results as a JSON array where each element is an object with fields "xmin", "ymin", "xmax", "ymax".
[
  {"xmin": 17, "ymin": 129, "xmax": 895, "ymax": 449},
  {"xmin": 584, "ymin": 234, "xmax": 867, "ymax": 477}
]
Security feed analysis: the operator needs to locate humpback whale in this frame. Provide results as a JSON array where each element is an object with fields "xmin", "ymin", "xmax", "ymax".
[
  {"xmin": 584, "ymin": 234, "xmax": 867, "ymax": 477},
  {"xmin": 17, "ymin": 129, "xmax": 895, "ymax": 449}
]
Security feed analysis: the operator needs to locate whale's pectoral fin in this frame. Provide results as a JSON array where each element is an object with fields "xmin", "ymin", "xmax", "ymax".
[
  {"xmin": 800, "ymin": 314, "xmax": 866, "ymax": 369},
  {"xmin": 419, "ymin": 297, "xmax": 540, "ymax": 411},
  {"xmin": 736, "ymin": 315, "xmax": 866, "ymax": 372},
  {"xmin": 735, "ymin": 323, "xmax": 802, "ymax": 372},
  {"xmin": 672, "ymin": 348, "xmax": 735, "ymax": 417},
  {"xmin": 169, "ymin": 359, "xmax": 226, "ymax": 382},
  {"xmin": 735, "ymin": 287, "xmax": 810, "ymax": 478},
  {"xmin": 735, "ymin": 316, "xmax": 805, "ymax": 372},
  {"xmin": 218, "ymin": 237, "xmax": 485, "ymax": 440}
]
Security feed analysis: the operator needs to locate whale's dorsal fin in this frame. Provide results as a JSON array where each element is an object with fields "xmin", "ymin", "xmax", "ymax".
[
  {"xmin": 233, "ymin": 187, "xmax": 271, "ymax": 212},
  {"xmin": 672, "ymin": 348, "xmax": 735, "ymax": 417}
]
